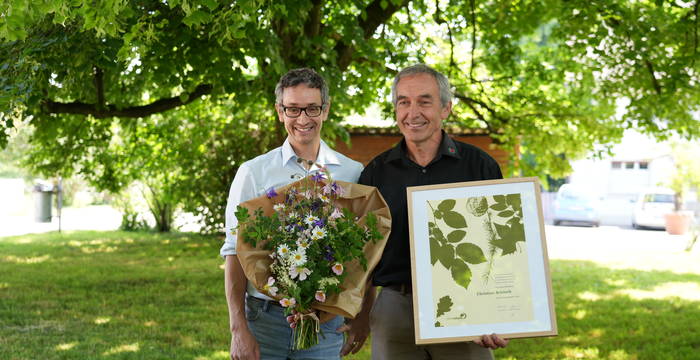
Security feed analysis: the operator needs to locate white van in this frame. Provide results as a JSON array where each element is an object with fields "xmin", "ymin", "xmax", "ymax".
[{"xmin": 632, "ymin": 188, "xmax": 675, "ymax": 229}]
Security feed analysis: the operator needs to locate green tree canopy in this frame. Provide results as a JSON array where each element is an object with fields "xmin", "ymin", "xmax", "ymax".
[{"xmin": 1, "ymin": 0, "xmax": 699, "ymax": 232}]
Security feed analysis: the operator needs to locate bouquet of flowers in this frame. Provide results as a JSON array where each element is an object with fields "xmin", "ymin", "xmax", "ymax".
[{"xmin": 234, "ymin": 159, "xmax": 389, "ymax": 350}]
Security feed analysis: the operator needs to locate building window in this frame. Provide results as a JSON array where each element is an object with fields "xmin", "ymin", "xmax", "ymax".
[
  {"xmin": 611, "ymin": 161, "xmax": 622, "ymax": 169},
  {"xmin": 625, "ymin": 162, "xmax": 635, "ymax": 169},
  {"xmin": 639, "ymin": 162, "xmax": 649, "ymax": 169}
]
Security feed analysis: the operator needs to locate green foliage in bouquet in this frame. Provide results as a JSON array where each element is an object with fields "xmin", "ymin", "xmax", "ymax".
[{"xmin": 234, "ymin": 160, "xmax": 381, "ymax": 349}]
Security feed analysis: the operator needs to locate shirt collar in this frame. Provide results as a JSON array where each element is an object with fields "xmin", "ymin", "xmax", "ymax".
[
  {"xmin": 281, "ymin": 138, "xmax": 340, "ymax": 167},
  {"xmin": 384, "ymin": 130, "xmax": 461, "ymax": 164}
]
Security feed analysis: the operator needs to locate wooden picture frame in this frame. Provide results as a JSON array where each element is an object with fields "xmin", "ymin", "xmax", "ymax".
[{"xmin": 407, "ymin": 177, "xmax": 557, "ymax": 344}]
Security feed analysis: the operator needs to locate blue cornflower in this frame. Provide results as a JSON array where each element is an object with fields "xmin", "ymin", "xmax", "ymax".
[
  {"xmin": 324, "ymin": 245, "xmax": 335, "ymax": 262},
  {"xmin": 311, "ymin": 172, "xmax": 326, "ymax": 183},
  {"xmin": 266, "ymin": 187, "xmax": 278, "ymax": 199}
]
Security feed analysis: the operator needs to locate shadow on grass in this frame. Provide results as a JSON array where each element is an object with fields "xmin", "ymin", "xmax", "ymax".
[
  {"xmin": 2, "ymin": 233, "xmax": 699, "ymax": 359},
  {"xmin": 499, "ymin": 259, "xmax": 700, "ymax": 360}
]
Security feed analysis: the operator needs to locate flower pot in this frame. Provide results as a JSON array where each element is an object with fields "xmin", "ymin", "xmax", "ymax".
[{"xmin": 664, "ymin": 211, "xmax": 693, "ymax": 235}]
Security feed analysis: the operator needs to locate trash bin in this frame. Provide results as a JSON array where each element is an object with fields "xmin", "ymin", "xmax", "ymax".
[{"xmin": 33, "ymin": 184, "xmax": 54, "ymax": 223}]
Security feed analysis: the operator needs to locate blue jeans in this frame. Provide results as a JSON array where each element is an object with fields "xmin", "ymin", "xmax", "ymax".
[{"xmin": 246, "ymin": 295, "xmax": 344, "ymax": 360}]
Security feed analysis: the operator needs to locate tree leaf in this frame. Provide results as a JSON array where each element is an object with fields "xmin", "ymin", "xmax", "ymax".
[
  {"xmin": 436, "ymin": 295, "xmax": 453, "ymax": 318},
  {"xmin": 450, "ymin": 261, "xmax": 472, "ymax": 290},
  {"xmin": 443, "ymin": 211, "xmax": 467, "ymax": 228},
  {"xmin": 447, "ymin": 230, "xmax": 466, "ymax": 243},
  {"xmin": 456, "ymin": 243, "xmax": 487, "ymax": 264},
  {"xmin": 437, "ymin": 199, "xmax": 456, "ymax": 211}
]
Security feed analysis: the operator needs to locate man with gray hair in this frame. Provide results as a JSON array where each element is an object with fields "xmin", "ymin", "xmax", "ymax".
[
  {"xmin": 221, "ymin": 68, "xmax": 363, "ymax": 359},
  {"xmin": 351, "ymin": 64, "xmax": 509, "ymax": 359}
]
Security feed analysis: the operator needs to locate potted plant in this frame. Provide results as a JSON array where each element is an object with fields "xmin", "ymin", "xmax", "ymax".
[{"xmin": 664, "ymin": 141, "xmax": 700, "ymax": 235}]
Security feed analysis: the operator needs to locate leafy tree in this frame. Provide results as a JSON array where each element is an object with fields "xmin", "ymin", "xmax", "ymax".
[{"xmin": 1, "ymin": 0, "xmax": 698, "ymax": 232}]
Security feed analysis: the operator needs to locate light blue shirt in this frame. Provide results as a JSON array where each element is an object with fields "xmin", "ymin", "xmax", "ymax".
[{"xmin": 220, "ymin": 138, "xmax": 363, "ymax": 298}]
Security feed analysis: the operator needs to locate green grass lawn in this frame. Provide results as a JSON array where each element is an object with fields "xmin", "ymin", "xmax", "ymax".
[{"xmin": 1, "ymin": 231, "xmax": 699, "ymax": 359}]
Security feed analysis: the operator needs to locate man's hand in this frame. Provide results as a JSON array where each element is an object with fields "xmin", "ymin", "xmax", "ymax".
[
  {"xmin": 336, "ymin": 313, "xmax": 370, "ymax": 356},
  {"xmin": 473, "ymin": 333, "xmax": 509, "ymax": 350},
  {"xmin": 230, "ymin": 327, "xmax": 260, "ymax": 360}
]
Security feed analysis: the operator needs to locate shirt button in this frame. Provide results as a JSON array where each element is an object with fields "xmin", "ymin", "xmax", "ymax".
[{"xmin": 422, "ymin": 169, "xmax": 427, "ymax": 173}]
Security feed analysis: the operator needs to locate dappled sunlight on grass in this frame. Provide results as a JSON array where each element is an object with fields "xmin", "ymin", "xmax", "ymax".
[
  {"xmin": 143, "ymin": 320, "xmax": 157, "ymax": 327},
  {"xmin": 55, "ymin": 342, "xmax": 78, "ymax": 351},
  {"xmin": 94, "ymin": 317, "xmax": 111, "ymax": 324},
  {"xmin": 588, "ymin": 328, "xmax": 604, "ymax": 338},
  {"xmin": 561, "ymin": 346, "xmax": 600, "ymax": 359},
  {"xmin": 608, "ymin": 349, "xmax": 637, "ymax": 360},
  {"xmin": 194, "ymin": 351, "xmax": 230, "ymax": 360},
  {"xmin": 2, "ymin": 254, "xmax": 50, "ymax": 264},
  {"xmin": 577, "ymin": 291, "xmax": 603, "ymax": 301},
  {"xmin": 573, "ymin": 309, "xmax": 587, "ymax": 319},
  {"xmin": 103, "ymin": 343, "xmax": 140, "ymax": 355},
  {"xmin": 0, "ymin": 282, "xmax": 9, "ymax": 289},
  {"xmin": 617, "ymin": 281, "xmax": 700, "ymax": 301}
]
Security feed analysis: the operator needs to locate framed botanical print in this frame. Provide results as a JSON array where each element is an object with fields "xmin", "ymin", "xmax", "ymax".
[{"xmin": 407, "ymin": 177, "xmax": 557, "ymax": 344}]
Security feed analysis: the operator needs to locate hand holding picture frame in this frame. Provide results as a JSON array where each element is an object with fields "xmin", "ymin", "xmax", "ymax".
[{"xmin": 407, "ymin": 177, "xmax": 557, "ymax": 344}]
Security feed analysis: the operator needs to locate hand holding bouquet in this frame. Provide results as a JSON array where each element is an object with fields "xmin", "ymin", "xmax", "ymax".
[{"xmin": 234, "ymin": 159, "xmax": 389, "ymax": 350}]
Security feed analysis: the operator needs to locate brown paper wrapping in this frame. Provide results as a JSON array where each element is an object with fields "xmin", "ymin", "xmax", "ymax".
[{"xmin": 236, "ymin": 179, "xmax": 391, "ymax": 319}]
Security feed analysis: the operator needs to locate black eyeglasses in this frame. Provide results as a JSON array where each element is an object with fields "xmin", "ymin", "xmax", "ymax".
[{"xmin": 281, "ymin": 105, "xmax": 324, "ymax": 118}]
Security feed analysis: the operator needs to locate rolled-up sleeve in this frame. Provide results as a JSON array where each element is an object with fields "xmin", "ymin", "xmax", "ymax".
[{"xmin": 220, "ymin": 163, "xmax": 257, "ymax": 257}]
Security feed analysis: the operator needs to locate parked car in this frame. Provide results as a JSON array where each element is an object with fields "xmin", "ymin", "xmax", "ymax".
[
  {"xmin": 632, "ymin": 188, "xmax": 675, "ymax": 229},
  {"xmin": 553, "ymin": 184, "xmax": 601, "ymax": 227}
]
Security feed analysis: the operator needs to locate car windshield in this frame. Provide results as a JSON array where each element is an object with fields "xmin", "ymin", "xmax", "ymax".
[{"xmin": 644, "ymin": 194, "xmax": 674, "ymax": 203}]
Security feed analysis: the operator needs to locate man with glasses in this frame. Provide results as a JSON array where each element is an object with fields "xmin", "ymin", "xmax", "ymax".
[
  {"xmin": 221, "ymin": 68, "xmax": 363, "ymax": 359},
  {"xmin": 355, "ymin": 64, "xmax": 509, "ymax": 359}
]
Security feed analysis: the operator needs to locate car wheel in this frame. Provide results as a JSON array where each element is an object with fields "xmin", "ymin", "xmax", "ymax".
[
  {"xmin": 592, "ymin": 222, "xmax": 600, "ymax": 227},
  {"xmin": 553, "ymin": 220, "xmax": 561, "ymax": 226},
  {"xmin": 632, "ymin": 222, "xmax": 639, "ymax": 229}
]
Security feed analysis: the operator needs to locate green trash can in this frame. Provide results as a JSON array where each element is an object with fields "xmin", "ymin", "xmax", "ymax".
[{"xmin": 33, "ymin": 184, "xmax": 54, "ymax": 223}]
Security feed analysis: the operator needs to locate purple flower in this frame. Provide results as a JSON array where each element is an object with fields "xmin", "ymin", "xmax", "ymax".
[
  {"xmin": 311, "ymin": 172, "xmax": 326, "ymax": 183},
  {"xmin": 313, "ymin": 218, "xmax": 325, "ymax": 228},
  {"xmin": 324, "ymin": 245, "xmax": 335, "ymax": 262},
  {"xmin": 266, "ymin": 187, "xmax": 278, "ymax": 199}
]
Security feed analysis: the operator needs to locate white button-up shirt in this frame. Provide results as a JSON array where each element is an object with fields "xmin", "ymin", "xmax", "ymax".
[{"xmin": 220, "ymin": 138, "xmax": 363, "ymax": 298}]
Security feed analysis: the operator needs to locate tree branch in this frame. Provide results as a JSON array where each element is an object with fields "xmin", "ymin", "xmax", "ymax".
[
  {"xmin": 93, "ymin": 66, "xmax": 105, "ymax": 110},
  {"xmin": 453, "ymin": 92, "xmax": 497, "ymax": 132},
  {"xmin": 334, "ymin": 0, "xmax": 409, "ymax": 70},
  {"xmin": 43, "ymin": 84, "xmax": 213, "ymax": 118},
  {"xmin": 305, "ymin": 0, "xmax": 323, "ymax": 38},
  {"xmin": 644, "ymin": 59, "xmax": 662, "ymax": 95}
]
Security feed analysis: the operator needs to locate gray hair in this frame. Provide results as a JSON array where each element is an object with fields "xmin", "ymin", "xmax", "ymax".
[
  {"xmin": 391, "ymin": 64, "xmax": 452, "ymax": 107},
  {"xmin": 274, "ymin": 68, "xmax": 330, "ymax": 105}
]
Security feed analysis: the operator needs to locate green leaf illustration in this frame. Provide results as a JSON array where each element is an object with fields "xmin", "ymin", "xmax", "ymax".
[
  {"xmin": 447, "ymin": 230, "xmax": 467, "ymax": 243},
  {"xmin": 493, "ymin": 223, "xmax": 510, "ymax": 239},
  {"xmin": 492, "ymin": 236, "xmax": 518, "ymax": 255},
  {"xmin": 498, "ymin": 210, "xmax": 515, "ymax": 218},
  {"xmin": 430, "ymin": 236, "xmax": 440, "ymax": 265},
  {"xmin": 430, "ymin": 224, "xmax": 446, "ymax": 245},
  {"xmin": 456, "ymin": 243, "xmax": 487, "ymax": 264},
  {"xmin": 438, "ymin": 199, "xmax": 456, "ymax": 211},
  {"xmin": 436, "ymin": 295, "xmax": 453, "ymax": 318},
  {"xmin": 450, "ymin": 261, "xmax": 472, "ymax": 290},
  {"xmin": 466, "ymin": 197, "xmax": 489, "ymax": 217},
  {"xmin": 436, "ymin": 243, "xmax": 455, "ymax": 270},
  {"xmin": 493, "ymin": 195, "xmax": 506, "ymax": 204},
  {"xmin": 489, "ymin": 203, "xmax": 508, "ymax": 211},
  {"xmin": 506, "ymin": 193, "xmax": 521, "ymax": 208},
  {"xmin": 435, "ymin": 321, "xmax": 442, "ymax": 327},
  {"xmin": 443, "ymin": 211, "xmax": 467, "ymax": 228},
  {"xmin": 434, "ymin": 211, "xmax": 443, "ymax": 219}
]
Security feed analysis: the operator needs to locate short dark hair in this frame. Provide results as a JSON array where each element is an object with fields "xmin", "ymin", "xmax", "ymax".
[
  {"xmin": 275, "ymin": 68, "xmax": 330, "ymax": 105},
  {"xmin": 391, "ymin": 64, "xmax": 452, "ymax": 107}
]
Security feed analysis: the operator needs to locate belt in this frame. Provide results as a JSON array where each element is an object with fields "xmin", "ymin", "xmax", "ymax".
[
  {"xmin": 246, "ymin": 294, "xmax": 281, "ymax": 311},
  {"xmin": 384, "ymin": 283, "xmax": 412, "ymax": 294}
]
